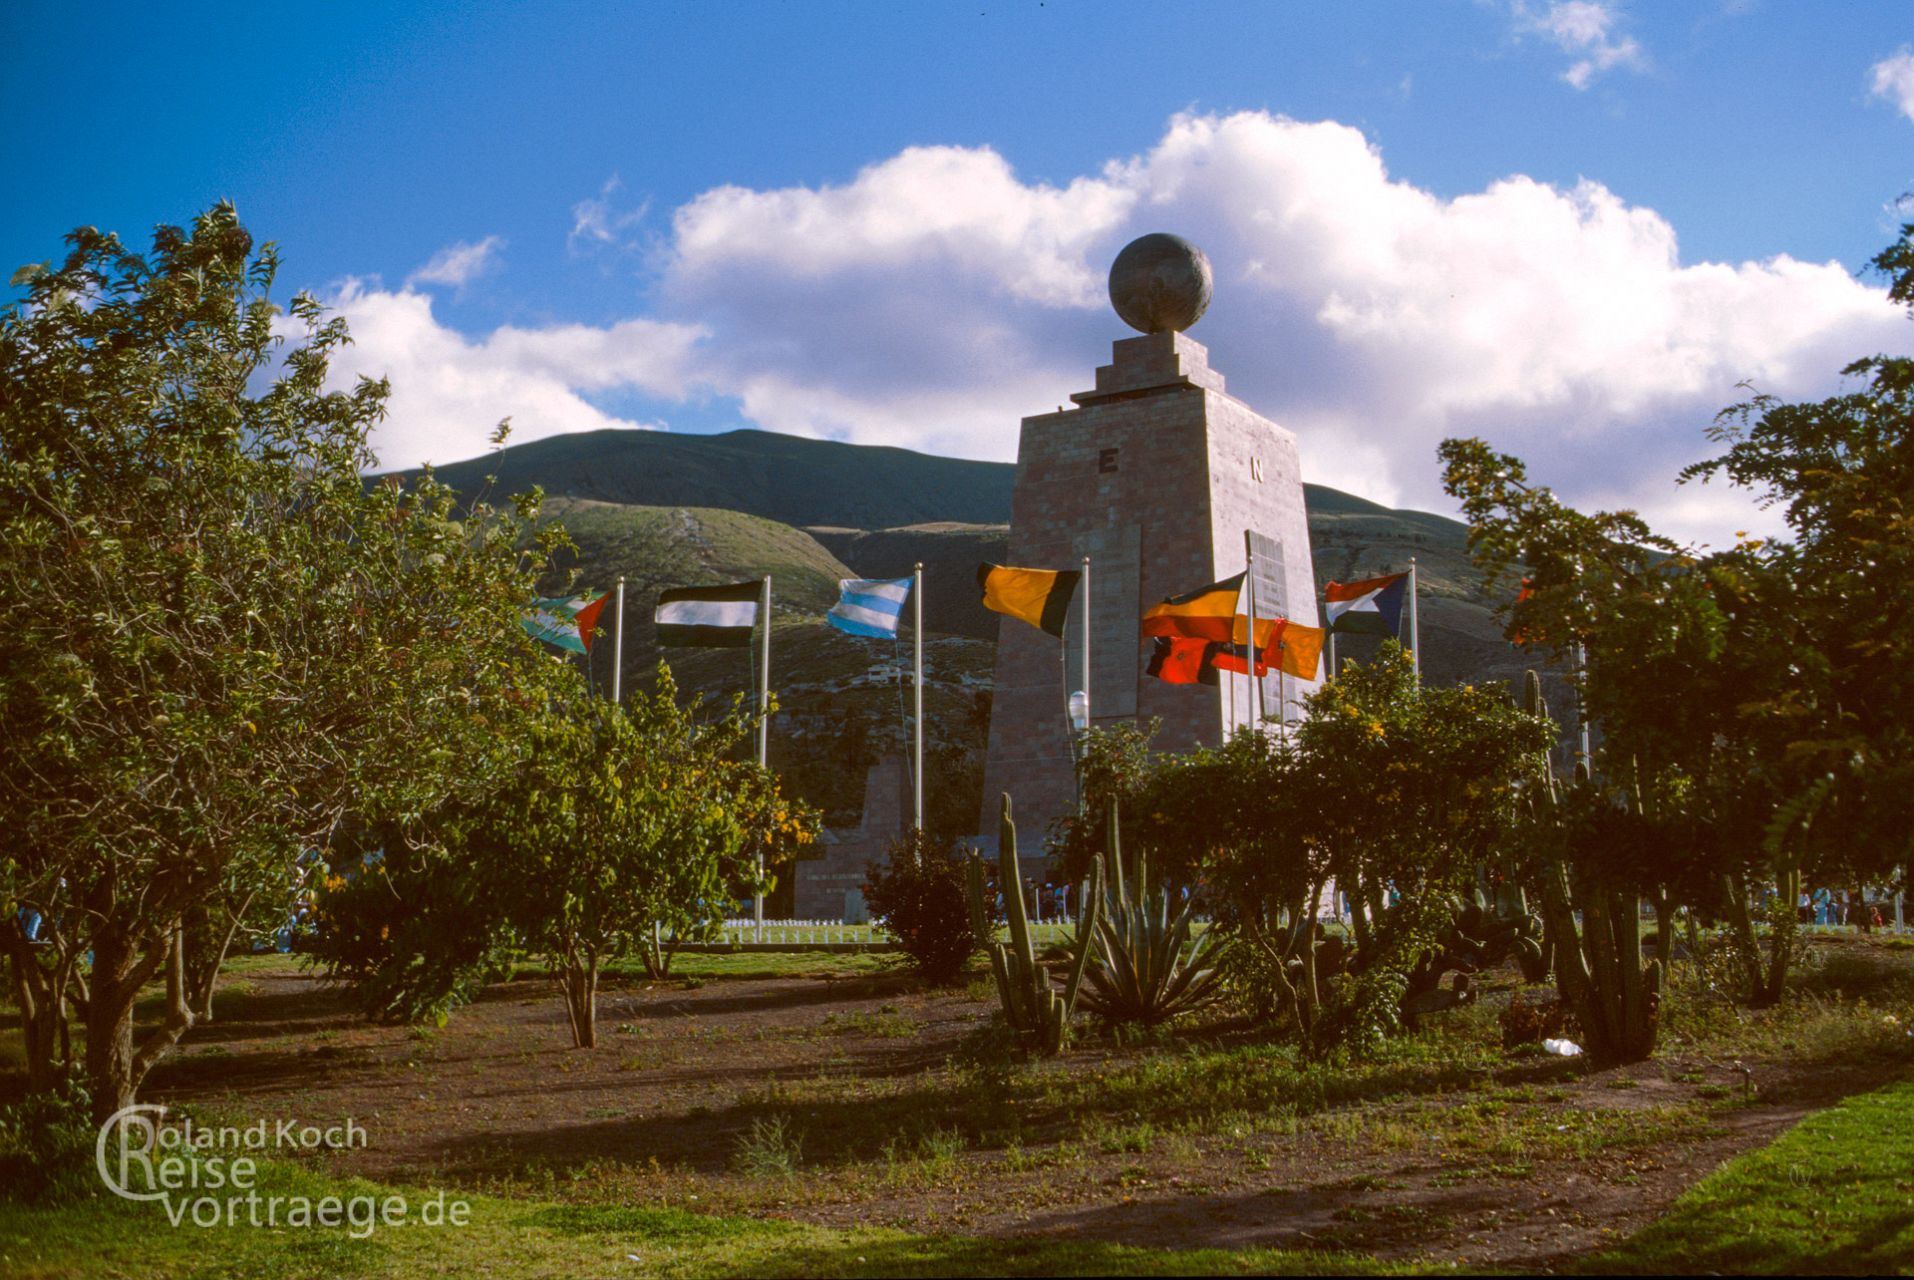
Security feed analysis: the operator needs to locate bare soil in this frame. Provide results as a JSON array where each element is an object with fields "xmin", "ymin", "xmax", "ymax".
[{"xmin": 140, "ymin": 958, "xmax": 1902, "ymax": 1272}]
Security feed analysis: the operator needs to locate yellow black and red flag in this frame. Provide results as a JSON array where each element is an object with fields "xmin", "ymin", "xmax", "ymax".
[
  {"xmin": 977, "ymin": 563, "xmax": 1080, "ymax": 638},
  {"xmin": 1140, "ymin": 572, "xmax": 1244, "ymax": 642}
]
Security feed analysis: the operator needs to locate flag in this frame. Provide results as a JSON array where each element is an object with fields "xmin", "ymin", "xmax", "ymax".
[
  {"xmin": 1230, "ymin": 613, "xmax": 1284, "ymax": 650},
  {"xmin": 1140, "ymin": 573, "xmax": 1244, "ymax": 642},
  {"xmin": 1146, "ymin": 635, "xmax": 1221, "ymax": 685},
  {"xmin": 1324, "ymin": 572, "xmax": 1408, "ymax": 637},
  {"xmin": 1149, "ymin": 624, "xmax": 1323, "ymax": 685},
  {"xmin": 977, "ymin": 563, "xmax": 1079, "ymax": 638},
  {"xmin": 1212, "ymin": 638, "xmax": 1272, "ymax": 677},
  {"xmin": 654, "ymin": 581, "xmax": 760, "ymax": 647},
  {"xmin": 1272, "ymin": 622, "xmax": 1326, "ymax": 680},
  {"xmin": 827, "ymin": 576, "xmax": 911, "ymax": 639},
  {"xmin": 520, "ymin": 591, "xmax": 610, "ymax": 654}
]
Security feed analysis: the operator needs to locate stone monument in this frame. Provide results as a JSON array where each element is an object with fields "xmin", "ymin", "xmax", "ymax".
[
  {"xmin": 976, "ymin": 233, "xmax": 1321, "ymax": 862},
  {"xmin": 793, "ymin": 754, "xmax": 912, "ymax": 921}
]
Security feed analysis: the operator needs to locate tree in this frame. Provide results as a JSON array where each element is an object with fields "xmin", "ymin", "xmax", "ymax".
[
  {"xmin": 1437, "ymin": 436, "xmax": 1785, "ymax": 1000},
  {"xmin": 1678, "ymin": 223, "xmax": 1914, "ymax": 901},
  {"xmin": 1287, "ymin": 646, "xmax": 1550, "ymax": 1047},
  {"xmin": 0, "ymin": 206, "xmax": 555, "ymax": 1117},
  {"xmin": 1440, "ymin": 217, "xmax": 1914, "ymax": 1009},
  {"xmin": 505, "ymin": 669, "xmax": 811, "ymax": 1048},
  {"xmin": 1147, "ymin": 729, "xmax": 1330, "ymax": 1035},
  {"xmin": 312, "ymin": 670, "xmax": 809, "ymax": 1042}
]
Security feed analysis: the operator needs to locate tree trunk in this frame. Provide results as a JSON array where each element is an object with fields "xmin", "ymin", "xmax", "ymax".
[
  {"xmin": 84, "ymin": 923, "xmax": 147, "ymax": 1123},
  {"xmin": 1720, "ymin": 871, "xmax": 1769, "ymax": 1006},
  {"xmin": 186, "ymin": 889, "xmax": 257, "ymax": 1023},
  {"xmin": 84, "ymin": 919, "xmax": 195, "ymax": 1124},
  {"xmin": 4, "ymin": 922, "xmax": 85, "ymax": 1092},
  {"xmin": 640, "ymin": 922, "xmax": 676, "ymax": 980},
  {"xmin": 1650, "ymin": 891, "xmax": 1676, "ymax": 972},
  {"xmin": 1300, "ymin": 881, "xmax": 1325, "ymax": 1014},
  {"xmin": 1243, "ymin": 910, "xmax": 1308, "ymax": 1036},
  {"xmin": 560, "ymin": 945, "xmax": 598, "ymax": 1049}
]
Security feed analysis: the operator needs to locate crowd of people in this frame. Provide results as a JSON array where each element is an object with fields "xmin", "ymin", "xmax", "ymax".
[{"xmin": 1798, "ymin": 887, "xmax": 1902, "ymax": 931}]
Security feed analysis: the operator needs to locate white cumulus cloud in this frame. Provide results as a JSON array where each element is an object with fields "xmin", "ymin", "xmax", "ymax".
[
  {"xmin": 1869, "ymin": 48, "xmax": 1914, "ymax": 122},
  {"xmin": 321, "ymin": 280, "xmax": 706, "ymax": 470},
  {"xmin": 406, "ymin": 235, "xmax": 505, "ymax": 290},
  {"xmin": 336, "ymin": 111, "xmax": 1909, "ymax": 546}
]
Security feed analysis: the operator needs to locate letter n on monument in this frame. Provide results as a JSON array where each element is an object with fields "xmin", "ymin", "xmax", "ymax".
[{"xmin": 977, "ymin": 234, "xmax": 1320, "ymax": 861}]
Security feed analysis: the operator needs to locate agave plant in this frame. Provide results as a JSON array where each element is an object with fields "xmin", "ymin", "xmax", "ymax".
[{"xmin": 1080, "ymin": 808, "xmax": 1229, "ymax": 1027}]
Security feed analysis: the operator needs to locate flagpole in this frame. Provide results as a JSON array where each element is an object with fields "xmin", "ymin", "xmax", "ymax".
[
  {"xmin": 912, "ymin": 562, "xmax": 924, "ymax": 834},
  {"xmin": 755, "ymin": 574, "xmax": 771, "ymax": 940},
  {"xmin": 1408, "ymin": 556, "xmax": 1421, "ymax": 686},
  {"xmin": 1573, "ymin": 638, "xmax": 1593, "ymax": 777},
  {"xmin": 1326, "ymin": 618, "xmax": 1337, "ymax": 682},
  {"xmin": 611, "ymin": 577, "xmax": 625, "ymax": 705},
  {"xmin": 1080, "ymin": 555, "xmax": 1091, "ymax": 732},
  {"xmin": 1244, "ymin": 530, "xmax": 1261, "ymax": 731}
]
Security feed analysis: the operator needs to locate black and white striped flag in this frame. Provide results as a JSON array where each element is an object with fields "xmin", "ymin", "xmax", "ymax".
[{"xmin": 653, "ymin": 581, "xmax": 760, "ymax": 647}]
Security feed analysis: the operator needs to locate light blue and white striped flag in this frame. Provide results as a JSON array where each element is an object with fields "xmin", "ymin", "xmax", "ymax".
[{"xmin": 827, "ymin": 576, "xmax": 913, "ymax": 639}]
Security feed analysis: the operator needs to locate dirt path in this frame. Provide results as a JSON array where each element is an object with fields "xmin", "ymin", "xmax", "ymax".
[{"xmin": 142, "ymin": 962, "xmax": 1901, "ymax": 1271}]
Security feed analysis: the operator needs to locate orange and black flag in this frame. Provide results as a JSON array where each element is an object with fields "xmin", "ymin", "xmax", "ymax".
[
  {"xmin": 977, "ymin": 563, "xmax": 1080, "ymax": 638},
  {"xmin": 1140, "ymin": 573, "xmax": 1245, "ymax": 642},
  {"xmin": 1147, "ymin": 619, "xmax": 1327, "ymax": 685}
]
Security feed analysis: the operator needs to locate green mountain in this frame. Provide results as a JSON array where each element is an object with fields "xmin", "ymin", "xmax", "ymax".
[{"xmin": 388, "ymin": 428, "xmax": 1014, "ymax": 529}]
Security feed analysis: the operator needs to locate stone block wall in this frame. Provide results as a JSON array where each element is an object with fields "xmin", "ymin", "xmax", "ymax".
[{"xmin": 793, "ymin": 754, "xmax": 912, "ymax": 920}]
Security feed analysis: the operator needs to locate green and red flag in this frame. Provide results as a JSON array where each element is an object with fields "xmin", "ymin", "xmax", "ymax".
[{"xmin": 520, "ymin": 591, "xmax": 611, "ymax": 654}]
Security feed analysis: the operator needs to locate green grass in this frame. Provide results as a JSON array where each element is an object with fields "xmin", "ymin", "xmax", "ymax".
[
  {"xmin": 1593, "ymin": 1079, "xmax": 1914, "ymax": 1275},
  {"xmin": 0, "ymin": 1157, "xmax": 1393, "ymax": 1279}
]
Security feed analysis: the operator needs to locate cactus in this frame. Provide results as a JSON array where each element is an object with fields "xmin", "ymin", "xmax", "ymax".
[
  {"xmin": 965, "ymin": 794, "xmax": 1102, "ymax": 1054},
  {"xmin": 1520, "ymin": 669, "xmax": 1661, "ymax": 1063}
]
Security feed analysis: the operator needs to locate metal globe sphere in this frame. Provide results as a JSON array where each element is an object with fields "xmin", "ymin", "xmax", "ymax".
[{"xmin": 1108, "ymin": 233, "xmax": 1213, "ymax": 334}]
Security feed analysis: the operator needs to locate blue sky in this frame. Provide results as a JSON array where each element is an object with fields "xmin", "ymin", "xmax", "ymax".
[{"xmin": 6, "ymin": 1, "xmax": 1912, "ymax": 542}]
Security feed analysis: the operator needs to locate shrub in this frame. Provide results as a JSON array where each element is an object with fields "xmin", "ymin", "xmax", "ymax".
[
  {"xmin": 0, "ymin": 1073, "xmax": 96, "ymax": 1204},
  {"xmin": 864, "ymin": 830, "xmax": 988, "ymax": 985}
]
